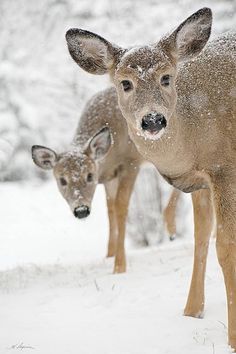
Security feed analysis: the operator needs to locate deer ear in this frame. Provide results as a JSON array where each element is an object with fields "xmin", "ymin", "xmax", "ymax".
[
  {"xmin": 85, "ymin": 127, "xmax": 112, "ymax": 160},
  {"xmin": 161, "ymin": 8, "xmax": 212, "ymax": 62},
  {"xmin": 31, "ymin": 145, "xmax": 58, "ymax": 170},
  {"xmin": 65, "ymin": 29, "xmax": 122, "ymax": 75}
]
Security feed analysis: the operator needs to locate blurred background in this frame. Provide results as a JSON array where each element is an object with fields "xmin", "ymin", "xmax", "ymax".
[
  {"xmin": 0, "ymin": 0, "xmax": 235, "ymax": 181},
  {"xmin": 0, "ymin": 0, "xmax": 235, "ymax": 254}
]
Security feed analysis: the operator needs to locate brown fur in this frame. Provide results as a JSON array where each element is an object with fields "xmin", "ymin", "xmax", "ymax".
[{"xmin": 163, "ymin": 189, "xmax": 180, "ymax": 239}]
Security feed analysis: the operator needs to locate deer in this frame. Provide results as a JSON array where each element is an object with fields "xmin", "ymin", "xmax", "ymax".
[
  {"xmin": 31, "ymin": 87, "xmax": 180, "ymax": 274},
  {"xmin": 65, "ymin": 7, "xmax": 236, "ymax": 350}
]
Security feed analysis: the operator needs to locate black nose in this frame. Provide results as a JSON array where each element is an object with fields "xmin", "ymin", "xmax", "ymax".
[
  {"xmin": 74, "ymin": 205, "xmax": 90, "ymax": 219},
  {"xmin": 141, "ymin": 112, "xmax": 167, "ymax": 133}
]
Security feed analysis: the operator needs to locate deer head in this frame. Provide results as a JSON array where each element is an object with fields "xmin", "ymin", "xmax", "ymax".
[
  {"xmin": 32, "ymin": 127, "xmax": 112, "ymax": 218},
  {"xmin": 66, "ymin": 8, "xmax": 212, "ymax": 141}
]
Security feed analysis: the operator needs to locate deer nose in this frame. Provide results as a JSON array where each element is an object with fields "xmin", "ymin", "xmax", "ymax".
[
  {"xmin": 141, "ymin": 112, "xmax": 167, "ymax": 133},
  {"xmin": 74, "ymin": 205, "xmax": 90, "ymax": 219}
]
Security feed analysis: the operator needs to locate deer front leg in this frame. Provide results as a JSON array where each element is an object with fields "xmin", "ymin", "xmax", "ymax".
[
  {"xmin": 113, "ymin": 168, "xmax": 139, "ymax": 274},
  {"xmin": 163, "ymin": 188, "xmax": 181, "ymax": 240},
  {"xmin": 184, "ymin": 188, "xmax": 213, "ymax": 318},
  {"xmin": 104, "ymin": 179, "xmax": 118, "ymax": 258},
  {"xmin": 212, "ymin": 177, "xmax": 236, "ymax": 351}
]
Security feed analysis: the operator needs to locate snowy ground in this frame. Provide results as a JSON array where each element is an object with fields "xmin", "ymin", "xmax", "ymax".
[{"xmin": 0, "ymin": 181, "xmax": 232, "ymax": 354}]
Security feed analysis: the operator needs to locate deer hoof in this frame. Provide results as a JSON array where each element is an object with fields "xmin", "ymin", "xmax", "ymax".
[
  {"xmin": 184, "ymin": 308, "xmax": 204, "ymax": 319},
  {"xmin": 229, "ymin": 338, "xmax": 236, "ymax": 352},
  {"xmin": 106, "ymin": 252, "xmax": 115, "ymax": 258},
  {"xmin": 113, "ymin": 264, "xmax": 126, "ymax": 274}
]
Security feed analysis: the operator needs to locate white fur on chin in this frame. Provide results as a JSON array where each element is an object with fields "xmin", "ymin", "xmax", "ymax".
[{"xmin": 136, "ymin": 127, "xmax": 166, "ymax": 141}]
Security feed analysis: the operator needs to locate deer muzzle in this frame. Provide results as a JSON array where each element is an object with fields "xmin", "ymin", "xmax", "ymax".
[
  {"xmin": 74, "ymin": 205, "xmax": 90, "ymax": 219},
  {"xmin": 141, "ymin": 112, "xmax": 167, "ymax": 134}
]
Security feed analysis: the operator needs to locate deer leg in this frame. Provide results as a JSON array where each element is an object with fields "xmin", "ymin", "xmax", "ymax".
[
  {"xmin": 163, "ymin": 188, "xmax": 181, "ymax": 240},
  {"xmin": 212, "ymin": 177, "xmax": 236, "ymax": 351},
  {"xmin": 104, "ymin": 179, "xmax": 119, "ymax": 258},
  {"xmin": 184, "ymin": 188, "xmax": 213, "ymax": 318},
  {"xmin": 113, "ymin": 167, "xmax": 139, "ymax": 274}
]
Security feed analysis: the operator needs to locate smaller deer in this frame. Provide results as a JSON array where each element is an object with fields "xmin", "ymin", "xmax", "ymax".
[{"xmin": 32, "ymin": 87, "xmax": 179, "ymax": 273}]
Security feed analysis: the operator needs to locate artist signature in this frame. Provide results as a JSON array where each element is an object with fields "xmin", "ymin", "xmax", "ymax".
[{"xmin": 8, "ymin": 343, "xmax": 35, "ymax": 351}]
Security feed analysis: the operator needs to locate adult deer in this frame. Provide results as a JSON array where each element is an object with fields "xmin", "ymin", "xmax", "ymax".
[
  {"xmin": 32, "ymin": 87, "xmax": 179, "ymax": 273},
  {"xmin": 66, "ymin": 8, "xmax": 236, "ymax": 350}
]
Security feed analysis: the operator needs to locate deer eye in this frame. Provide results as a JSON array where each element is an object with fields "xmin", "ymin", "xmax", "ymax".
[
  {"xmin": 60, "ymin": 177, "xmax": 67, "ymax": 186},
  {"xmin": 161, "ymin": 75, "xmax": 171, "ymax": 87},
  {"xmin": 121, "ymin": 80, "xmax": 133, "ymax": 92},
  {"xmin": 87, "ymin": 173, "xmax": 93, "ymax": 182}
]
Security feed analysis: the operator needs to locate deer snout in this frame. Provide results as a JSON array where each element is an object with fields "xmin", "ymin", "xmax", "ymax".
[
  {"xmin": 141, "ymin": 112, "xmax": 167, "ymax": 134},
  {"xmin": 74, "ymin": 205, "xmax": 90, "ymax": 219}
]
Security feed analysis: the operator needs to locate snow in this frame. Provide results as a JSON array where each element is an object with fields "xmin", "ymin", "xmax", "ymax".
[
  {"xmin": 0, "ymin": 181, "xmax": 108, "ymax": 269},
  {"xmin": 0, "ymin": 180, "xmax": 232, "ymax": 354},
  {"xmin": 0, "ymin": 0, "xmax": 235, "ymax": 352}
]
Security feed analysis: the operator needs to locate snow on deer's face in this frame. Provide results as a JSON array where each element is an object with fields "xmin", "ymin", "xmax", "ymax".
[
  {"xmin": 66, "ymin": 8, "xmax": 212, "ymax": 142},
  {"xmin": 53, "ymin": 151, "xmax": 97, "ymax": 218},
  {"xmin": 32, "ymin": 127, "xmax": 112, "ymax": 219},
  {"xmin": 31, "ymin": 145, "xmax": 98, "ymax": 218},
  {"xmin": 113, "ymin": 45, "xmax": 177, "ymax": 140}
]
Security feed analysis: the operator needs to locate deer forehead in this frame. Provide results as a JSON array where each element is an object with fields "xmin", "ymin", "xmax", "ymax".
[
  {"xmin": 115, "ymin": 46, "xmax": 173, "ymax": 80},
  {"xmin": 56, "ymin": 153, "xmax": 93, "ymax": 175}
]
